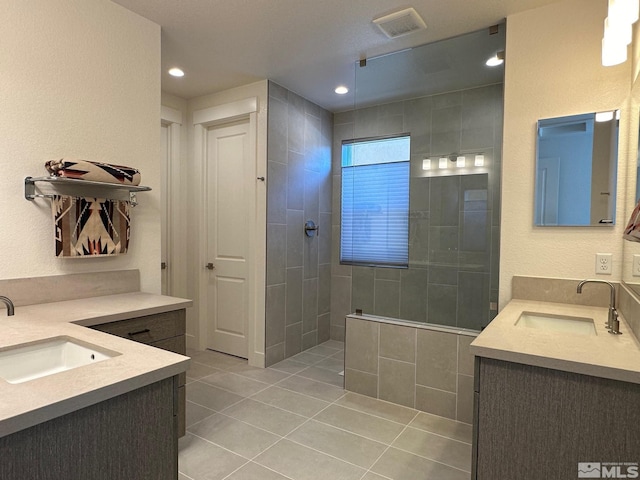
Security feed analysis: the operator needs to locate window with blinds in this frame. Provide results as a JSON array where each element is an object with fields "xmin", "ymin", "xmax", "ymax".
[{"xmin": 340, "ymin": 135, "xmax": 410, "ymax": 267}]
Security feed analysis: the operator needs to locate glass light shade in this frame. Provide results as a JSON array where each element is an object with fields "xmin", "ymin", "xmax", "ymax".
[
  {"xmin": 608, "ymin": 0, "xmax": 639, "ymax": 24},
  {"xmin": 475, "ymin": 154, "xmax": 485, "ymax": 167},
  {"xmin": 602, "ymin": 36, "xmax": 627, "ymax": 66},
  {"xmin": 456, "ymin": 156, "xmax": 465, "ymax": 168},
  {"xmin": 422, "ymin": 159, "xmax": 431, "ymax": 170},
  {"xmin": 438, "ymin": 157, "xmax": 448, "ymax": 169},
  {"xmin": 595, "ymin": 111, "xmax": 615, "ymax": 122},
  {"xmin": 485, "ymin": 55, "xmax": 504, "ymax": 67},
  {"xmin": 605, "ymin": 16, "xmax": 632, "ymax": 45}
]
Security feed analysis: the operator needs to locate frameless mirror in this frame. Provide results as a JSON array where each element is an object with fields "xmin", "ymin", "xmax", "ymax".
[{"xmin": 534, "ymin": 110, "xmax": 619, "ymax": 226}]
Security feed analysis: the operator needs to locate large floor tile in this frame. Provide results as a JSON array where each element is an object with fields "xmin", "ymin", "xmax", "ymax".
[
  {"xmin": 178, "ymin": 473, "xmax": 191, "ymax": 480},
  {"xmin": 186, "ymin": 381, "xmax": 244, "ymax": 412},
  {"xmin": 178, "ymin": 433, "xmax": 247, "ymax": 480},
  {"xmin": 199, "ymin": 371, "xmax": 270, "ymax": 396},
  {"xmin": 305, "ymin": 344, "xmax": 343, "ymax": 357},
  {"xmin": 187, "ymin": 362, "xmax": 223, "ymax": 382},
  {"xmin": 313, "ymin": 404, "xmax": 405, "ymax": 444},
  {"xmin": 392, "ymin": 427, "xmax": 472, "ymax": 472},
  {"xmin": 224, "ymin": 462, "xmax": 290, "ymax": 480},
  {"xmin": 222, "ymin": 398, "xmax": 308, "ymax": 436},
  {"xmin": 269, "ymin": 358, "xmax": 309, "ymax": 374},
  {"xmin": 409, "ymin": 411, "xmax": 473, "ymax": 444},
  {"xmin": 296, "ymin": 365, "xmax": 345, "ymax": 388},
  {"xmin": 225, "ymin": 363, "xmax": 292, "ymax": 384},
  {"xmin": 371, "ymin": 447, "xmax": 470, "ymax": 480},
  {"xmin": 335, "ymin": 392, "xmax": 417, "ymax": 425},
  {"xmin": 254, "ymin": 439, "xmax": 366, "ymax": 480},
  {"xmin": 315, "ymin": 355, "xmax": 345, "ymax": 373},
  {"xmin": 321, "ymin": 339, "xmax": 345, "ymax": 350},
  {"xmin": 277, "ymin": 375, "xmax": 346, "ymax": 402},
  {"xmin": 250, "ymin": 385, "xmax": 331, "ymax": 417},
  {"xmin": 360, "ymin": 473, "xmax": 390, "ymax": 480},
  {"xmin": 290, "ymin": 351, "xmax": 327, "ymax": 365},
  {"xmin": 188, "ymin": 413, "xmax": 280, "ymax": 459},
  {"xmin": 287, "ymin": 419, "xmax": 387, "ymax": 469},
  {"xmin": 185, "ymin": 400, "xmax": 216, "ymax": 428}
]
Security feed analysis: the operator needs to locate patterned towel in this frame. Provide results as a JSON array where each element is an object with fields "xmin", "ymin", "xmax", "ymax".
[
  {"xmin": 52, "ymin": 195, "xmax": 130, "ymax": 257},
  {"xmin": 45, "ymin": 158, "xmax": 141, "ymax": 186}
]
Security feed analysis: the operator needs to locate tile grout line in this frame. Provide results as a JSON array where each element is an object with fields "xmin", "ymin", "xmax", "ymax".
[{"xmin": 358, "ymin": 410, "xmax": 422, "ymax": 480}]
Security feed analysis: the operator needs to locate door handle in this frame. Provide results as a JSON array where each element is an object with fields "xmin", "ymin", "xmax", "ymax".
[
  {"xmin": 161, "ymin": 262, "xmax": 167, "ymax": 270},
  {"xmin": 205, "ymin": 263, "xmax": 215, "ymax": 270}
]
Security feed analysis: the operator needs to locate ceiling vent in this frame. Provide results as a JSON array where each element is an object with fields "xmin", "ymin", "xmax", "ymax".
[{"xmin": 373, "ymin": 8, "xmax": 427, "ymax": 39}]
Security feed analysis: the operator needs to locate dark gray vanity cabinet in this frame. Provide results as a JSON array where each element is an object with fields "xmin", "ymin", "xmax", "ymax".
[
  {"xmin": 0, "ymin": 377, "xmax": 177, "ymax": 480},
  {"xmin": 91, "ymin": 308, "xmax": 187, "ymax": 437},
  {"xmin": 472, "ymin": 357, "xmax": 640, "ymax": 479}
]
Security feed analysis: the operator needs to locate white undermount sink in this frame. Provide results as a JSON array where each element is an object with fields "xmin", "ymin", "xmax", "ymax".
[
  {"xmin": 0, "ymin": 337, "xmax": 119, "ymax": 384},
  {"xmin": 515, "ymin": 312, "xmax": 597, "ymax": 336}
]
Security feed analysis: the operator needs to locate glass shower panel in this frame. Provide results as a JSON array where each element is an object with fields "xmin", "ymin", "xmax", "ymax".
[{"xmin": 346, "ymin": 26, "xmax": 505, "ymax": 331}]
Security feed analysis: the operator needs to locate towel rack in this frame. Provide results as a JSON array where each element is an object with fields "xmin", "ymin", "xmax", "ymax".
[{"xmin": 25, "ymin": 176, "xmax": 152, "ymax": 206}]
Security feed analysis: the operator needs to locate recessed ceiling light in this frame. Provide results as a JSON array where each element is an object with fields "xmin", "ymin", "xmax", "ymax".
[
  {"xmin": 168, "ymin": 67, "xmax": 185, "ymax": 77},
  {"xmin": 335, "ymin": 86, "xmax": 349, "ymax": 95},
  {"xmin": 486, "ymin": 51, "xmax": 505, "ymax": 67}
]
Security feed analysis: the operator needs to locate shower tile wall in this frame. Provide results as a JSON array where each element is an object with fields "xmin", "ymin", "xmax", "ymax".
[
  {"xmin": 266, "ymin": 81, "xmax": 333, "ymax": 366},
  {"xmin": 331, "ymin": 84, "xmax": 503, "ymax": 340}
]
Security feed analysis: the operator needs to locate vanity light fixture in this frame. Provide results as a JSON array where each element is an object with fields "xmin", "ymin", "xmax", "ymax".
[
  {"xmin": 475, "ymin": 154, "xmax": 485, "ymax": 167},
  {"xmin": 456, "ymin": 156, "xmax": 466, "ymax": 168},
  {"xmin": 602, "ymin": 0, "xmax": 640, "ymax": 66},
  {"xmin": 168, "ymin": 67, "xmax": 185, "ymax": 77},
  {"xmin": 438, "ymin": 157, "xmax": 448, "ymax": 169},
  {"xmin": 422, "ymin": 159, "xmax": 431, "ymax": 170},
  {"xmin": 335, "ymin": 85, "xmax": 349, "ymax": 95},
  {"xmin": 486, "ymin": 51, "xmax": 504, "ymax": 67},
  {"xmin": 595, "ymin": 111, "xmax": 615, "ymax": 122}
]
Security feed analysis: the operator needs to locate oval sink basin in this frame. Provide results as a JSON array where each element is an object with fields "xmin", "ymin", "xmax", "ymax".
[
  {"xmin": 515, "ymin": 312, "xmax": 597, "ymax": 336},
  {"xmin": 0, "ymin": 336, "xmax": 120, "ymax": 384}
]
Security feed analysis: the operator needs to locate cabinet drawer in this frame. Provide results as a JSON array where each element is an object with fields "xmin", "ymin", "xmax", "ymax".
[{"xmin": 93, "ymin": 310, "xmax": 185, "ymax": 344}]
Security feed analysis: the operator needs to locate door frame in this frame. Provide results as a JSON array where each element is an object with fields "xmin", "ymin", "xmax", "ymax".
[
  {"xmin": 160, "ymin": 106, "xmax": 184, "ymax": 297},
  {"xmin": 193, "ymin": 97, "xmax": 265, "ymax": 367}
]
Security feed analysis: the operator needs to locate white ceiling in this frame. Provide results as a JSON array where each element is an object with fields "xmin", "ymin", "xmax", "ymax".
[{"xmin": 112, "ymin": 0, "xmax": 560, "ymax": 112}]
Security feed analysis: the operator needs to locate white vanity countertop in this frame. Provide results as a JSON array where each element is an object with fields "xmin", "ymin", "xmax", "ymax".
[
  {"xmin": 470, "ymin": 299, "xmax": 640, "ymax": 384},
  {"xmin": 0, "ymin": 292, "xmax": 192, "ymax": 438}
]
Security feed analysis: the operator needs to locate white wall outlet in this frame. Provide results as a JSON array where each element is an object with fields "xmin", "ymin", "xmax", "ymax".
[
  {"xmin": 634, "ymin": 255, "xmax": 640, "ymax": 277},
  {"xmin": 596, "ymin": 253, "xmax": 613, "ymax": 275}
]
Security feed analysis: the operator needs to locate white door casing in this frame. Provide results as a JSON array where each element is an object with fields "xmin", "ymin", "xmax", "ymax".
[
  {"xmin": 160, "ymin": 106, "xmax": 184, "ymax": 296},
  {"xmin": 193, "ymin": 97, "xmax": 265, "ymax": 366}
]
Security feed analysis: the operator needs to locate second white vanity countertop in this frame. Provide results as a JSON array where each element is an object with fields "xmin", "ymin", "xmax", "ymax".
[
  {"xmin": 470, "ymin": 299, "xmax": 640, "ymax": 384},
  {"xmin": 0, "ymin": 292, "xmax": 192, "ymax": 437}
]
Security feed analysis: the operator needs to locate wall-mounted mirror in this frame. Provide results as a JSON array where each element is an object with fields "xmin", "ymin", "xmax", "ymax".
[
  {"xmin": 534, "ymin": 111, "xmax": 619, "ymax": 226},
  {"xmin": 622, "ymin": 107, "xmax": 640, "ymax": 297}
]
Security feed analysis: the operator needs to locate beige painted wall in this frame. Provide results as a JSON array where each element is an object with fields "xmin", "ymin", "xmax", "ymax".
[
  {"xmin": 500, "ymin": 0, "xmax": 631, "ymax": 308},
  {"xmin": 185, "ymin": 81, "xmax": 268, "ymax": 363},
  {"xmin": 0, "ymin": 0, "xmax": 161, "ymax": 292}
]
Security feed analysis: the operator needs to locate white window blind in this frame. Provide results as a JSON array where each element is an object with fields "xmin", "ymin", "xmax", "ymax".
[{"xmin": 341, "ymin": 136, "xmax": 410, "ymax": 267}]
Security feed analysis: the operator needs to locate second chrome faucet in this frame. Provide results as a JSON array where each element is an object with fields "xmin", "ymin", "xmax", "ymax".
[{"xmin": 576, "ymin": 280, "xmax": 621, "ymax": 335}]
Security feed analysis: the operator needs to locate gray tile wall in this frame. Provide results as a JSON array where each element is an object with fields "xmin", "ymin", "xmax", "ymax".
[
  {"xmin": 265, "ymin": 82, "xmax": 333, "ymax": 366},
  {"xmin": 344, "ymin": 316, "xmax": 476, "ymax": 423},
  {"xmin": 331, "ymin": 84, "xmax": 503, "ymax": 339}
]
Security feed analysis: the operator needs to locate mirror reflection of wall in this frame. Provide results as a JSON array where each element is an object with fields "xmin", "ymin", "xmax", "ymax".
[{"xmin": 534, "ymin": 111, "xmax": 619, "ymax": 227}]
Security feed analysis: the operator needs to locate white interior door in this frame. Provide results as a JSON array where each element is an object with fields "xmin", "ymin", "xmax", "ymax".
[{"xmin": 205, "ymin": 119, "xmax": 252, "ymax": 358}]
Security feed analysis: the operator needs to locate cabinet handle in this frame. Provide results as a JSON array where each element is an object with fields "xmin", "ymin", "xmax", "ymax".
[{"xmin": 127, "ymin": 328, "xmax": 151, "ymax": 337}]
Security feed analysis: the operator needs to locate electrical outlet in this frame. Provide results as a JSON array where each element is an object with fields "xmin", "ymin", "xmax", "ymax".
[
  {"xmin": 596, "ymin": 253, "xmax": 613, "ymax": 275},
  {"xmin": 634, "ymin": 255, "xmax": 640, "ymax": 277}
]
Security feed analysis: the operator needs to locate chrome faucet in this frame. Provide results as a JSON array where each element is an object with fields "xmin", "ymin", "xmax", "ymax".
[
  {"xmin": 576, "ymin": 280, "xmax": 621, "ymax": 335},
  {"xmin": 0, "ymin": 296, "xmax": 14, "ymax": 316}
]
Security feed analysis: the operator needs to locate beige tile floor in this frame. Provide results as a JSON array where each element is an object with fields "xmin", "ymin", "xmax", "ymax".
[{"xmin": 180, "ymin": 340, "xmax": 472, "ymax": 480}]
